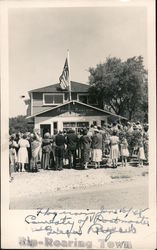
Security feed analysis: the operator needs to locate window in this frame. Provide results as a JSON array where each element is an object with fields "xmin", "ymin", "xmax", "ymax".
[
  {"xmin": 43, "ymin": 94, "xmax": 63, "ymax": 105},
  {"xmin": 78, "ymin": 94, "xmax": 98, "ymax": 105},
  {"xmin": 63, "ymin": 122, "xmax": 89, "ymax": 133},
  {"xmin": 77, "ymin": 122, "xmax": 89, "ymax": 127},
  {"xmin": 44, "ymin": 95, "xmax": 53, "ymax": 104},
  {"xmin": 78, "ymin": 94, "xmax": 88, "ymax": 104},
  {"xmin": 71, "ymin": 93, "xmax": 77, "ymax": 100},
  {"xmin": 63, "ymin": 122, "xmax": 76, "ymax": 128},
  {"xmin": 54, "ymin": 95, "xmax": 63, "ymax": 104}
]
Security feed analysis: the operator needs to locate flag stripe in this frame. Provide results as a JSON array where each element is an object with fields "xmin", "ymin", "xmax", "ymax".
[{"xmin": 59, "ymin": 58, "xmax": 69, "ymax": 90}]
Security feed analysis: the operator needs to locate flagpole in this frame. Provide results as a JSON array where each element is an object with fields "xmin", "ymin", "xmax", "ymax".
[{"xmin": 67, "ymin": 49, "xmax": 71, "ymax": 101}]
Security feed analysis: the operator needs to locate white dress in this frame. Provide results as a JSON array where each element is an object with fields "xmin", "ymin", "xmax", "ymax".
[
  {"xmin": 93, "ymin": 149, "xmax": 102, "ymax": 162},
  {"xmin": 18, "ymin": 139, "xmax": 30, "ymax": 164},
  {"xmin": 138, "ymin": 146, "xmax": 146, "ymax": 160},
  {"xmin": 110, "ymin": 136, "xmax": 119, "ymax": 160}
]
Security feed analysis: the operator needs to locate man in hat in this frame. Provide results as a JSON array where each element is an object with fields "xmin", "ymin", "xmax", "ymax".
[{"xmin": 55, "ymin": 130, "xmax": 65, "ymax": 171}]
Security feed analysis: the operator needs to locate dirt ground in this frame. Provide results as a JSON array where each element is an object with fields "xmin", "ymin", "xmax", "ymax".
[{"xmin": 10, "ymin": 165, "xmax": 149, "ymax": 210}]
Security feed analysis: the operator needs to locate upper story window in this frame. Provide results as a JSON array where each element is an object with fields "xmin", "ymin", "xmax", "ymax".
[
  {"xmin": 78, "ymin": 94, "xmax": 97, "ymax": 105},
  {"xmin": 43, "ymin": 93, "xmax": 63, "ymax": 105},
  {"xmin": 78, "ymin": 94, "xmax": 88, "ymax": 104}
]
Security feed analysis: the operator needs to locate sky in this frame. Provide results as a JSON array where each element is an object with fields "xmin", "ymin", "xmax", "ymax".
[{"xmin": 9, "ymin": 6, "xmax": 147, "ymax": 117}]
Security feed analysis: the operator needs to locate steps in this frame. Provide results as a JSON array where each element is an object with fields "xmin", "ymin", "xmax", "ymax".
[{"xmin": 129, "ymin": 155, "xmax": 139, "ymax": 167}]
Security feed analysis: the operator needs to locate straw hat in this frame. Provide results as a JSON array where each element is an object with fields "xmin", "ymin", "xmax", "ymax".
[{"xmin": 44, "ymin": 132, "xmax": 50, "ymax": 139}]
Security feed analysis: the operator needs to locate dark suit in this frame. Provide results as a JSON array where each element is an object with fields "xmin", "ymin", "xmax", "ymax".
[
  {"xmin": 66, "ymin": 131, "xmax": 78, "ymax": 168},
  {"xmin": 55, "ymin": 134, "xmax": 65, "ymax": 170}
]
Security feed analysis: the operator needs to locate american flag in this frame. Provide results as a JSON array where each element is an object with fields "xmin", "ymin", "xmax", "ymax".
[{"xmin": 59, "ymin": 58, "xmax": 69, "ymax": 90}]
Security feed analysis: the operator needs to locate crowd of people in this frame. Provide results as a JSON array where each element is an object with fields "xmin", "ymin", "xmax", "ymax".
[{"xmin": 9, "ymin": 120, "xmax": 149, "ymax": 182}]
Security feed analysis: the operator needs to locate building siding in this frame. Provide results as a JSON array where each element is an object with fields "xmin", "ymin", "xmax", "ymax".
[
  {"xmin": 35, "ymin": 115, "xmax": 108, "ymax": 136},
  {"xmin": 33, "ymin": 106, "xmax": 57, "ymax": 115},
  {"xmin": 36, "ymin": 102, "xmax": 110, "ymax": 117},
  {"xmin": 33, "ymin": 92, "xmax": 43, "ymax": 107},
  {"xmin": 26, "ymin": 103, "xmax": 31, "ymax": 116},
  {"xmin": 32, "ymin": 92, "xmax": 58, "ymax": 114},
  {"xmin": 32, "ymin": 91, "xmax": 99, "ymax": 115}
]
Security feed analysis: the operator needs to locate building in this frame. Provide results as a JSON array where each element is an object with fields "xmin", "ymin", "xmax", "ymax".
[{"xmin": 25, "ymin": 81, "xmax": 126, "ymax": 137}]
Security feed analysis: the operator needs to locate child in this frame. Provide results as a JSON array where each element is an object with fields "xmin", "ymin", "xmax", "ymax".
[{"xmin": 120, "ymin": 135, "xmax": 129, "ymax": 167}]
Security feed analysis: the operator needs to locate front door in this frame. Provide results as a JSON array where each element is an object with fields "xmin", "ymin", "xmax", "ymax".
[
  {"xmin": 40, "ymin": 124, "xmax": 51, "ymax": 138},
  {"xmin": 53, "ymin": 122, "xmax": 58, "ymax": 135}
]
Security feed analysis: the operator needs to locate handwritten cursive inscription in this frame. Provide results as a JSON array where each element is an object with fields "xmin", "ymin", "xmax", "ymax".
[{"xmin": 25, "ymin": 207, "xmax": 149, "ymax": 241}]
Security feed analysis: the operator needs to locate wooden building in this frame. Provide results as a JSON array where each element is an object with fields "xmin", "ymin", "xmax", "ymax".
[{"xmin": 25, "ymin": 81, "xmax": 126, "ymax": 137}]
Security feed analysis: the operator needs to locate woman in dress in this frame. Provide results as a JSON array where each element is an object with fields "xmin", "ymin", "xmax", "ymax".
[
  {"xmin": 30, "ymin": 131, "xmax": 42, "ymax": 172},
  {"xmin": 41, "ymin": 132, "xmax": 52, "ymax": 170},
  {"xmin": 120, "ymin": 134, "xmax": 129, "ymax": 167},
  {"xmin": 92, "ymin": 128, "xmax": 103, "ymax": 169},
  {"xmin": 79, "ymin": 128, "xmax": 91, "ymax": 169},
  {"xmin": 138, "ymin": 132, "xmax": 146, "ymax": 167},
  {"xmin": 9, "ymin": 134, "xmax": 18, "ymax": 181},
  {"xmin": 143, "ymin": 125, "xmax": 149, "ymax": 164},
  {"xmin": 17, "ymin": 134, "xmax": 30, "ymax": 172},
  {"xmin": 103, "ymin": 125, "xmax": 111, "ymax": 156},
  {"xmin": 110, "ymin": 130, "xmax": 119, "ymax": 168}
]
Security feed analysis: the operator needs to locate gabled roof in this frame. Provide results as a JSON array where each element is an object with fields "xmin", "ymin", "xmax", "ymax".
[
  {"xmin": 29, "ymin": 81, "xmax": 89, "ymax": 93},
  {"xmin": 26, "ymin": 100, "xmax": 127, "ymax": 120}
]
